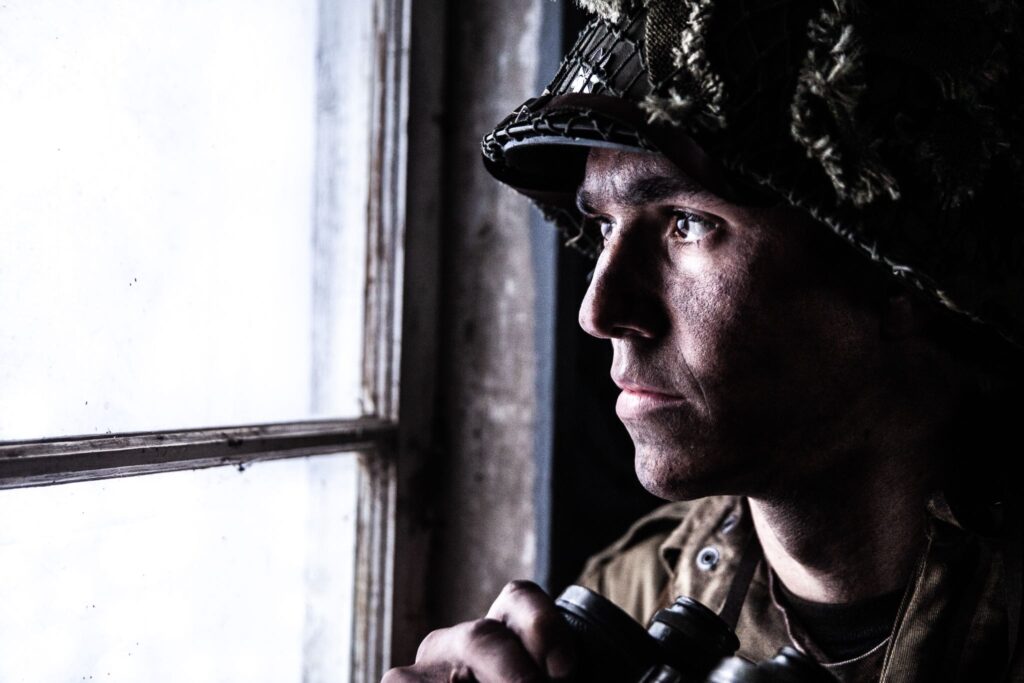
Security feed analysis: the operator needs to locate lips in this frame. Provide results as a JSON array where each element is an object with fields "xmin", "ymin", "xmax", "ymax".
[{"xmin": 613, "ymin": 379, "xmax": 688, "ymax": 419}]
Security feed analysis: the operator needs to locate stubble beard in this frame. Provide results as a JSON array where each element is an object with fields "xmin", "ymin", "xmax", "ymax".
[{"xmin": 622, "ymin": 400, "xmax": 752, "ymax": 501}]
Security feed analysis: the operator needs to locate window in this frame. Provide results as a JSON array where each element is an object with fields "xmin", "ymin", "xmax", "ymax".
[{"xmin": 0, "ymin": 0, "xmax": 412, "ymax": 680}]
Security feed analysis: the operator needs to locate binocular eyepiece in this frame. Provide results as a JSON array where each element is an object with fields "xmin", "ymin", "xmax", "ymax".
[{"xmin": 554, "ymin": 585, "xmax": 835, "ymax": 683}]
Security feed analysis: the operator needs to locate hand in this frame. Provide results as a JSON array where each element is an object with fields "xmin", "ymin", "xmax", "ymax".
[{"xmin": 382, "ymin": 580, "xmax": 576, "ymax": 682}]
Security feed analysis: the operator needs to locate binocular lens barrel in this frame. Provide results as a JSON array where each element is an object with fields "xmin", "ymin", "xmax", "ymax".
[
  {"xmin": 554, "ymin": 586, "xmax": 835, "ymax": 683},
  {"xmin": 555, "ymin": 585, "xmax": 739, "ymax": 682},
  {"xmin": 648, "ymin": 596, "xmax": 740, "ymax": 678},
  {"xmin": 555, "ymin": 585, "xmax": 662, "ymax": 682}
]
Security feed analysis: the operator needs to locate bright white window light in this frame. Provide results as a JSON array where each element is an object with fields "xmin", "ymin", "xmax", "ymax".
[
  {"xmin": 0, "ymin": 0, "xmax": 372, "ymax": 439},
  {"xmin": 0, "ymin": 454, "xmax": 360, "ymax": 683}
]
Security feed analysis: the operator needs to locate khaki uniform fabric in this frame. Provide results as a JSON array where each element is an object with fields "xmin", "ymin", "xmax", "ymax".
[{"xmin": 578, "ymin": 495, "xmax": 1014, "ymax": 682}]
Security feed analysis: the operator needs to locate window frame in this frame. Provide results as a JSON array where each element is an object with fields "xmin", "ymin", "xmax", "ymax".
[{"xmin": 0, "ymin": 0, "xmax": 420, "ymax": 680}]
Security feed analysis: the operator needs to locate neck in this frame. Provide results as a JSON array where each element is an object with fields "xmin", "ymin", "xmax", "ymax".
[{"xmin": 749, "ymin": 439, "xmax": 937, "ymax": 604}]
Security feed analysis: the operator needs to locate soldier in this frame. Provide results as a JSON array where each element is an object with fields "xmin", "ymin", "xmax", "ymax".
[{"xmin": 385, "ymin": 1, "xmax": 1024, "ymax": 681}]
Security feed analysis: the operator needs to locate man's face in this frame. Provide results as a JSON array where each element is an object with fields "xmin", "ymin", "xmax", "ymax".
[{"xmin": 577, "ymin": 148, "xmax": 887, "ymax": 500}]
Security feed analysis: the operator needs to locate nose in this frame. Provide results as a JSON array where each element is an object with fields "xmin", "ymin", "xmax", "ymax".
[{"xmin": 578, "ymin": 231, "xmax": 666, "ymax": 340}]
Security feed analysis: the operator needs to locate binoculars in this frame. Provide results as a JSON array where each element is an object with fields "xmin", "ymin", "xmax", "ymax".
[{"xmin": 555, "ymin": 585, "xmax": 836, "ymax": 683}]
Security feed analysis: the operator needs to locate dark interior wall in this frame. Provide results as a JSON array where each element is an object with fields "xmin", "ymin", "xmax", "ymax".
[{"xmin": 428, "ymin": 0, "xmax": 544, "ymax": 628}]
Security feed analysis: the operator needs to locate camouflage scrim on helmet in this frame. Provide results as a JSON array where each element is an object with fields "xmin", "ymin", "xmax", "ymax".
[
  {"xmin": 790, "ymin": 5, "xmax": 903, "ymax": 208},
  {"xmin": 576, "ymin": 0, "xmax": 627, "ymax": 23},
  {"xmin": 481, "ymin": 0, "xmax": 1024, "ymax": 348},
  {"xmin": 640, "ymin": 0, "xmax": 729, "ymax": 132}
]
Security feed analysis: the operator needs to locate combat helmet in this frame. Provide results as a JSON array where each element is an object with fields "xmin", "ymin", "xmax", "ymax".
[{"xmin": 481, "ymin": 0, "xmax": 1024, "ymax": 348}]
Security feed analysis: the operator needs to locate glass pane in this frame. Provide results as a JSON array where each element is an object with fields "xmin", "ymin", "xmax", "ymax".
[
  {"xmin": 0, "ymin": 0, "xmax": 372, "ymax": 440},
  {"xmin": 0, "ymin": 453, "xmax": 359, "ymax": 683}
]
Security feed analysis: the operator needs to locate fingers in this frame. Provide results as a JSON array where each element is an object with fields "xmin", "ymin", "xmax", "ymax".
[
  {"xmin": 380, "ymin": 665, "xmax": 433, "ymax": 683},
  {"xmin": 396, "ymin": 617, "xmax": 545, "ymax": 683},
  {"xmin": 380, "ymin": 581, "xmax": 575, "ymax": 683},
  {"xmin": 381, "ymin": 661, "xmax": 469, "ymax": 683},
  {"xmin": 486, "ymin": 580, "xmax": 575, "ymax": 680}
]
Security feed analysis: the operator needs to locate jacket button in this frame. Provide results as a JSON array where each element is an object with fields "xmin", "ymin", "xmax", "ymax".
[{"xmin": 697, "ymin": 546, "xmax": 720, "ymax": 571}]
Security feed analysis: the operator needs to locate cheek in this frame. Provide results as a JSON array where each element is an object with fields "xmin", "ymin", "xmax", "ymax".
[
  {"xmin": 663, "ymin": 261, "xmax": 759, "ymax": 380},
  {"xmin": 664, "ymin": 244, "xmax": 870, "ymax": 416}
]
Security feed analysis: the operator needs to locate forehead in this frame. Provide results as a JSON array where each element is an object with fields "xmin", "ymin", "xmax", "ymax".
[
  {"xmin": 577, "ymin": 148, "xmax": 719, "ymax": 211},
  {"xmin": 583, "ymin": 148, "xmax": 681, "ymax": 182}
]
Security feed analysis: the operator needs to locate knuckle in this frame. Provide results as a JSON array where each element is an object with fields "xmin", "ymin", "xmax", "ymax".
[
  {"xmin": 382, "ymin": 664, "xmax": 460, "ymax": 683},
  {"xmin": 380, "ymin": 667, "xmax": 416, "ymax": 683},
  {"xmin": 466, "ymin": 617, "xmax": 532, "ymax": 660},
  {"xmin": 524, "ymin": 605, "xmax": 563, "ymax": 635},
  {"xmin": 415, "ymin": 627, "xmax": 449, "ymax": 662},
  {"xmin": 501, "ymin": 579, "xmax": 539, "ymax": 598},
  {"xmin": 494, "ymin": 580, "xmax": 545, "ymax": 618},
  {"xmin": 466, "ymin": 617, "xmax": 508, "ymax": 645},
  {"xmin": 513, "ymin": 603, "xmax": 548, "ymax": 634}
]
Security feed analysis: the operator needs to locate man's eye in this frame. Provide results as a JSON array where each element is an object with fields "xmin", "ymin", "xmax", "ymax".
[
  {"xmin": 674, "ymin": 211, "xmax": 718, "ymax": 243},
  {"xmin": 596, "ymin": 218, "xmax": 614, "ymax": 241}
]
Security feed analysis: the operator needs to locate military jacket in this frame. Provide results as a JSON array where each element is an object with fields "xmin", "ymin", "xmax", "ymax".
[{"xmin": 577, "ymin": 495, "xmax": 1020, "ymax": 682}]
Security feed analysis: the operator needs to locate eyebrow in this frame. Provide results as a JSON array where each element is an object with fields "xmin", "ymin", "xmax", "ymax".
[{"xmin": 576, "ymin": 174, "xmax": 711, "ymax": 214}]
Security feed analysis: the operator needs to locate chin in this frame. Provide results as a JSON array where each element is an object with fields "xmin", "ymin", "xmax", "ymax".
[
  {"xmin": 622, "ymin": 413, "xmax": 723, "ymax": 498},
  {"xmin": 634, "ymin": 446, "xmax": 717, "ymax": 501},
  {"xmin": 631, "ymin": 432, "xmax": 752, "ymax": 501}
]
